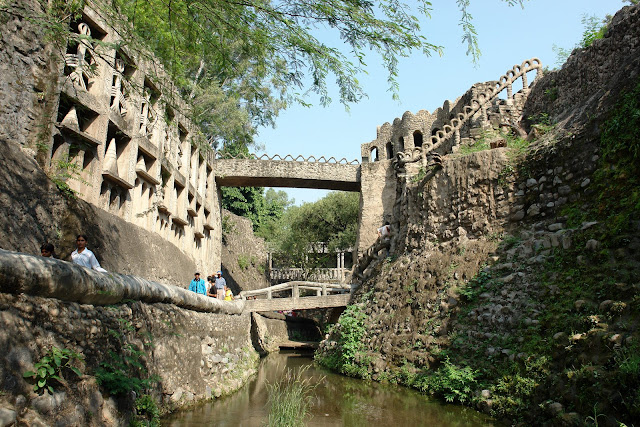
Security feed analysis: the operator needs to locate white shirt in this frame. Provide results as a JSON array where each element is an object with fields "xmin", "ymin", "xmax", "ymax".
[{"xmin": 71, "ymin": 248, "xmax": 107, "ymax": 272}]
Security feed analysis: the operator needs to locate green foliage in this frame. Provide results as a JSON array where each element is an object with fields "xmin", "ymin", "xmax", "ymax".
[
  {"xmin": 237, "ymin": 254, "xmax": 250, "ymax": 270},
  {"xmin": 266, "ymin": 191, "xmax": 359, "ymax": 275},
  {"xmin": 459, "ymin": 268, "xmax": 492, "ymax": 302},
  {"xmin": 579, "ymin": 14, "xmax": 610, "ymax": 49},
  {"xmin": 265, "ymin": 365, "xmax": 318, "ymax": 427},
  {"xmin": 23, "ymin": 346, "xmax": 83, "ymax": 394},
  {"xmin": 95, "ymin": 318, "xmax": 159, "ymax": 396},
  {"xmin": 130, "ymin": 394, "xmax": 160, "ymax": 427},
  {"xmin": 415, "ymin": 358, "xmax": 478, "ymax": 404},
  {"xmin": 490, "ymin": 357, "xmax": 550, "ymax": 419},
  {"xmin": 553, "ymin": 14, "xmax": 610, "ymax": 67},
  {"xmin": 315, "ymin": 304, "xmax": 370, "ymax": 379},
  {"xmin": 49, "ymin": 159, "xmax": 87, "ymax": 198},
  {"xmin": 615, "ymin": 343, "xmax": 640, "ymax": 417}
]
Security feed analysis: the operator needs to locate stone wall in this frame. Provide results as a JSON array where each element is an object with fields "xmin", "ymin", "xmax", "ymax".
[
  {"xmin": 523, "ymin": 4, "xmax": 640, "ymax": 130},
  {"xmin": 355, "ymin": 160, "xmax": 396, "ymax": 254},
  {"xmin": 0, "ymin": 140, "xmax": 197, "ymax": 286},
  {"xmin": 0, "ymin": 293, "xmax": 257, "ymax": 425},
  {"xmin": 220, "ymin": 210, "xmax": 270, "ymax": 294},
  {"xmin": 0, "ymin": 0, "xmax": 221, "ymax": 278},
  {"xmin": 0, "ymin": 248, "xmax": 257, "ymax": 425}
]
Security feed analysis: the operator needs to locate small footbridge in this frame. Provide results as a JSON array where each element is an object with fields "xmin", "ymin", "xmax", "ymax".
[
  {"xmin": 240, "ymin": 281, "xmax": 351, "ymax": 312},
  {"xmin": 214, "ymin": 153, "xmax": 360, "ymax": 191}
]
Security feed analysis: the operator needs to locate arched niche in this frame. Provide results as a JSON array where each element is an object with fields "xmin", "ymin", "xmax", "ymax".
[
  {"xmin": 386, "ymin": 142, "xmax": 394, "ymax": 159},
  {"xmin": 370, "ymin": 147, "xmax": 379, "ymax": 162},
  {"xmin": 413, "ymin": 130, "xmax": 424, "ymax": 148}
]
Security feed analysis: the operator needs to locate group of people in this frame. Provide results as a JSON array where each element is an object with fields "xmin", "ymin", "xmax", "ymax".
[
  {"xmin": 189, "ymin": 271, "xmax": 234, "ymax": 301},
  {"xmin": 40, "ymin": 234, "xmax": 107, "ymax": 272},
  {"xmin": 41, "ymin": 236, "xmax": 233, "ymax": 300}
]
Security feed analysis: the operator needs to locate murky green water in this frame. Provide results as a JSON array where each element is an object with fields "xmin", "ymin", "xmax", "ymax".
[{"xmin": 162, "ymin": 351, "xmax": 497, "ymax": 426}]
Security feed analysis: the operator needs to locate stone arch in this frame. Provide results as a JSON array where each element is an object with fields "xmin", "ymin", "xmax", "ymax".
[
  {"xmin": 413, "ymin": 130, "xmax": 424, "ymax": 148},
  {"xmin": 370, "ymin": 147, "xmax": 379, "ymax": 162},
  {"xmin": 386, "ymin": 141, "xmax": 394, "ymax": 159}
]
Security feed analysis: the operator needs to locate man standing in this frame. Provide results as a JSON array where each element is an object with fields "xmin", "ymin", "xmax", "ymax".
[
  {"xmin": 214, "ymin": 271, "xmax": 226, "ymax": 300},
  {"xmin": 189, "ymin": 272, "xmax": 207, "ymax": 295}
]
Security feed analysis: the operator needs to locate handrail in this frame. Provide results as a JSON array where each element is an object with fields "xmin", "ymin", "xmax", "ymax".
[
  {"xmin": 215, "ymin": 152, "xmax": 360, "ymax": 165},
  {"xmin": 394, "ymin": 58, "xmax": 543, "ymax": 169},
  {"xmin": 240, "ymin": 281, "xmax": 350, "ymax": 299}
]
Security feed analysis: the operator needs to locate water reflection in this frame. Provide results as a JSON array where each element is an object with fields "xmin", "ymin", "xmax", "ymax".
[{"xmin": 162, "ymin": 351, "xmax": 497, "ymax": 426}]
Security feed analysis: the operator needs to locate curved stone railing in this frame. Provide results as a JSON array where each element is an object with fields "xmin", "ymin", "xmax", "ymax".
[
  {"xmin": 215, "ymin": 151, "xmax": 359, "ymax": 165},
  {"xmin": 0, "ymin": 249, "xmax": 244, "ymax": 314},
  {"xmin": 352, "ymin": 238, "xmax": 391, "ymax": 281},
  {"xmin": 239, "ymin": 281, "xmax": 350, "ymax": 300},
  {"xmin": 395, "ymin": 58, "xmax": 543, "ymax": 169},
  {"xmin": 269, "ymin": 267, "xmax": 347, "ymax": 284}
]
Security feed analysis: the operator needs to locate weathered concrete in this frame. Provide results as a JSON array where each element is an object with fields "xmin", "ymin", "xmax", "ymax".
[
  {"xmin": 0, "ymin": 292, "xmax": 258, "ymax": 425},
  {"xmin": 244, "ymin": 294, "xmax": 350, "ymax": 312},
  {"xmin": 215, "ymin": 159, "xmax": 360, "ymax": 191},
  {"xmin": 0, "ymin": 249, "xmax": 243, "ymax": 314}
]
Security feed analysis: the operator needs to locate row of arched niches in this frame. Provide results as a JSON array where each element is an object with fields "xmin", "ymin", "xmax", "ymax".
[{"xmin": 361, "ymin": 58, "xmax": 542, "ymax": 163}]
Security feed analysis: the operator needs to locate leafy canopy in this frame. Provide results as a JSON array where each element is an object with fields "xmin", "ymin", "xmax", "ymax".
[
  {"xmin": 85, "ymin": 0, "xmax": 525, "ymax": 149},
  {"xmin": 266, "ymin": 191, "xmax": 360, "ymax": 273}
]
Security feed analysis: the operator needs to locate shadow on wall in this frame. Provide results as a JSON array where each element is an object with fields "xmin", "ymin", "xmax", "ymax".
[{"xmin": 0, "ymin": 141, "xmax": 196, "ymax": 286}]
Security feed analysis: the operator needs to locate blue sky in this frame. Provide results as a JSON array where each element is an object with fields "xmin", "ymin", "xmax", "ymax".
[{"xmin": 256, "ymin": 0, "xmax": 628, "ymax": 205}]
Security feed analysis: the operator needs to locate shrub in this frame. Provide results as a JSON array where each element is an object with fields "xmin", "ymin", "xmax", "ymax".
[
  {"xmin": 415, "ymin": 358, "xmax": 478, "ymax": 404},
  {"xmin": 315, "ymin": 304, "xmax": 370, "ymax": 379},
  {"xmin": 23, "ymin": 346, "xmax": 83, "ymax": 394}
]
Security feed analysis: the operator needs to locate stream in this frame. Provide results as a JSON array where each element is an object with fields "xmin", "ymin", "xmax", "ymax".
[{"xmin": 162, "ymin": 350, "xmax": 497, "ymax": 426}]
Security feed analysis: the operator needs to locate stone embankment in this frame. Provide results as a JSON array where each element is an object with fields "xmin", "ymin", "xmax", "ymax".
[
  {"xmin": 0, "ymin": 249, "xmax": 259, "ymax": 425},
  {"xmin": 320, "ymin": 4, "xmax": 640, "ymax": 425}
]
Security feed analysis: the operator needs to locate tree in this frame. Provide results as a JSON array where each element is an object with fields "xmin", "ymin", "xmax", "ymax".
[
  {"xmin": 267, "ymin": 192, "xmax": 360, "ymax": 274},
  {"xmin": 77, "ymin": 0, "xmax": 524, "ymax": 149}
]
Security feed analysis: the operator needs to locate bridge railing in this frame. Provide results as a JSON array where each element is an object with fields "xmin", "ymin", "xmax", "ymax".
[
  {"xmin": 269, "ymin": 268, "xmax": 348, "ymax": 284},
  {"xmin": 239, "ymin": 281, "xmax": 351, "ymax": 300},
  {"xmin": 394, "ymin": 58, "xmax": 543, "ymax": 170},
  {"xmin": 215, "ymin": 151, "xmax": 359, "ymax": 164}
]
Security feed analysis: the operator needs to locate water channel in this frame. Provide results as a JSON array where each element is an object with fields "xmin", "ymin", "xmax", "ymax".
[{"xmin": 162, "ymin": 350, "xmax": 498, "ymax": 426}]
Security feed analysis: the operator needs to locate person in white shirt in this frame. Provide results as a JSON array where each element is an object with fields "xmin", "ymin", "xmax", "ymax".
[{"xmin": 71, "ymin": 234, "xmax": 107, "ymax": 272}]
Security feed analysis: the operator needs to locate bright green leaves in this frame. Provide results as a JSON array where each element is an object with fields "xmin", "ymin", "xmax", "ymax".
[{"xmin": 23, "ymin": 346, "xmax": 84, "ymax": 394}]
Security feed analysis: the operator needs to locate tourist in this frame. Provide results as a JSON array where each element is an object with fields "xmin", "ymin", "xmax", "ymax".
[
  {"xmin": 189, "ymin": 272, "xmax": 207, "ymax": 295},
  {"xmin": 40, "ymin": 242, "xmax": 55, "ymax": 258},
  {"xmin": 224, "ymin": 284, "xmax": 234, "ymax": 301},
  {"xmin": 214, "ymin": 271, "xmax": 226, "ymax": 300},
  {"xmin": 377, "ymin": 221, "xmax": 391, "ymax": 242},
  {"xmin": 206, "ymin": 275, "xmax": 217, "ymax": 297},
  {"xmin": 71, "ymin": 234, "xmax": 107, "ymax": 272}
]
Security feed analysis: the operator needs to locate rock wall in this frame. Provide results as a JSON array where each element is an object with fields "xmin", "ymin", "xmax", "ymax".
[
  {"xmin": 0, "ymin": 292, "xmax": 257, "ymax": 426},
  {"xmin": 320, "ymin": 4, "xmax": 640, "ymax": 425},
  {"xmin": 0, "ymin": 0, "xmax": 54, "ymax": 151},
  {"xmin": 0, "ymin": 140, "xmax": 197, "ymax": 287},
  {"xmin": 523, "ymin": 4, "xmax": 640, "ymax": 130},
  {"xmin": 220, "ymin": 210, "xmax": 270, "ymax": 294}
]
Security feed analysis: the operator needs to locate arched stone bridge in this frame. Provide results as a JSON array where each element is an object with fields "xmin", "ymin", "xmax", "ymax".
[
  {"xmin": 214, "ymin": 157, "xmax": 361, "ymax": 192},
  {"xmin": 240, "ymin": 281, "xmax": 351, "ymax": 312}
]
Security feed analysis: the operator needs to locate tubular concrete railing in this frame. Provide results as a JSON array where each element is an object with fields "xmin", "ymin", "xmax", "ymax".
[
  {"xmin": 395, "ymin": 58, "xmax": 543, "ymax": 169},
  {"xmin": 240, "ymin": 281, "xmax": 350, "ymax": 300},
  {"xmin": 352, "ymin": 238, "xmax": 391, "ymax": 281},
  {"xmin": 0, "ymin": 249, "xmax": 244, "ymax": 314}
]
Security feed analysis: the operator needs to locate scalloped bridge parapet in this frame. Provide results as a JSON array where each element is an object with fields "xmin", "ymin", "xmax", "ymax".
[{"xmin": 214, "ymin": 158, "xmax": 361, "ymax": 191}]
